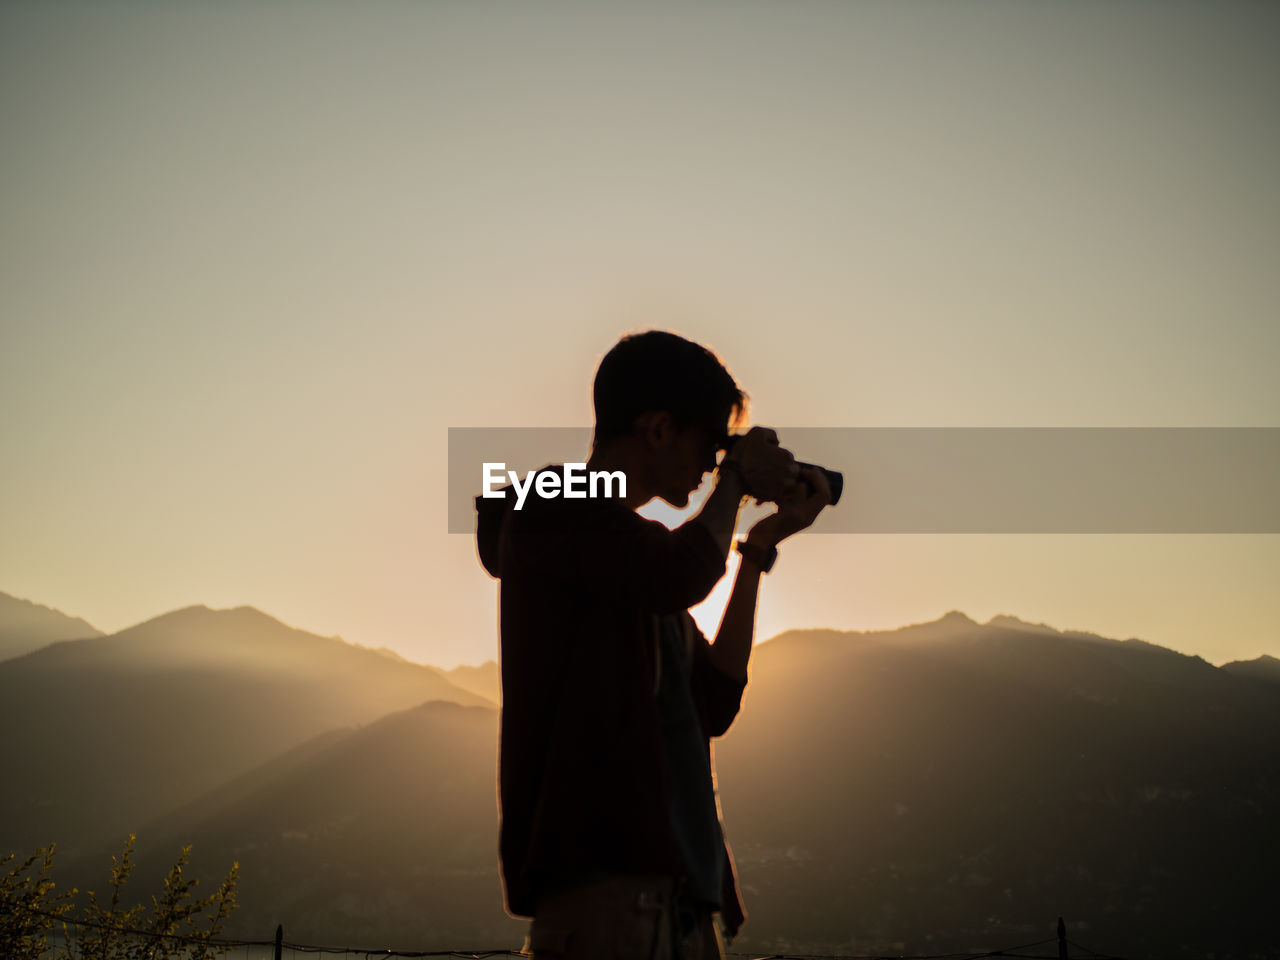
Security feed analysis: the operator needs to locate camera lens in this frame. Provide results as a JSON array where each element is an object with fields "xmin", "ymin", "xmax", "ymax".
[{"xmin": 719, "ymin": 434, "xmax": 843, "ymax": 507}]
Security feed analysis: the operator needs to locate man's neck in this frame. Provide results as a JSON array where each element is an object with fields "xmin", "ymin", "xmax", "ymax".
[{"xmin": 586, "ymin": 441, "xmax": 651, "ymax": 510}]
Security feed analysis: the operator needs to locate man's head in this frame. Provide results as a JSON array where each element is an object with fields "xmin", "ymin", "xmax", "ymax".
[{"xmin": 590, "ymin": 330, "xmax": 748, "ymax": 507}]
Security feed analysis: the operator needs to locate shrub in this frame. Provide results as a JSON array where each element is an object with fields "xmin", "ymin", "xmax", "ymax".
[
  {"xmin": 0, "ymin": 835, "xmax": 238, "ymax": 960},
  {"xmin": 0, "ymin": 845, "xmax": 74, "ymax": 960}
]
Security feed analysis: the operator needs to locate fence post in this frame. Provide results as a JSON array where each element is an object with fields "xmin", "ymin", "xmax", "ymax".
[
  {"xmin": 274, "ymin": 923, "xmax": 283, "ymax": 960},
  {"xmin": 1057, "ymin": 916, "xmax": 1067, "ymax": 960}
]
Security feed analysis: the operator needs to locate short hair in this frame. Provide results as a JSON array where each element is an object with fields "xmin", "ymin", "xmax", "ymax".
[{"xmin": 591, "ymin": 330, "xmax": 748, "ymax": 452}]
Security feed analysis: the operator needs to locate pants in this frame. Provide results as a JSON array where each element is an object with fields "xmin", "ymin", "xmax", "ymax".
[{"xmin": 524, "ymin": 875, "xmax": 725, "ymax": 960}]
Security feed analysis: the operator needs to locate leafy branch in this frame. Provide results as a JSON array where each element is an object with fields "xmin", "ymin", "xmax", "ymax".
[
  {"xmin": 0, "ymin": 836, "xmax": 239, "ymax": 960},
  {"xmin": 0, "ymin": 845, "xmax": 76, "ymax": 960}
]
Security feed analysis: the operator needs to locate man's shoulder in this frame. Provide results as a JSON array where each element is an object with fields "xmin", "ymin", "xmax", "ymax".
[
  {"xmin": 495, "ymin": 463, "xmax": 651, "ymax": 582},
  {"xmin": 505, "ymin": 462, "xmax": 633, "ymax": 526}
]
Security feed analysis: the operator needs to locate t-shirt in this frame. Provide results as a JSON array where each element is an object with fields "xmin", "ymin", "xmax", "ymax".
[
  {"xmin": 656, "ymin": 611, "xmax": 726, "ymax": 907},
  {"xmin": 475, "ymin": 463, "xmax": 750, "ymax": 938}
]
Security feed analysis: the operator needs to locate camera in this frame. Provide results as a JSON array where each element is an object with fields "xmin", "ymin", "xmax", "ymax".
[{"xmin": 719, "ymin": 434, "xmax": 843, "ymax": 507}]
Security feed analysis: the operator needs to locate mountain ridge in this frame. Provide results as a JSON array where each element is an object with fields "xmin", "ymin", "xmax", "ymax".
[
  {"xmin": 6, "ymin": 593, "xmax": 1278, "ymax": 955},
  {"xmin": 758, "ymin": 611, "xmax": 1244, "ymax": 674},
  {"xmin": 1221, "ymin": 652, "xmax": 1280, "ymax": 682},
  {"xmin": 0, "ymin": 602, "xmax": 493, "ymax": 860},
  {"xmin": 0, "ymin": 590, "xmax": 104, "ymax": 662}
]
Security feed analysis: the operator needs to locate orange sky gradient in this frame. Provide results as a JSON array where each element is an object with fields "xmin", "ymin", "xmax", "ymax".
[{"xmin": 2, "ymin": 1, "xmax": 1277, "ymax": 667}]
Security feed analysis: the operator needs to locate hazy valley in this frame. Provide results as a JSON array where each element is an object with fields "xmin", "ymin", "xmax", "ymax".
[{"xmin": 2, "ymin": 591, "xmax": 1277, "ymax": 958}]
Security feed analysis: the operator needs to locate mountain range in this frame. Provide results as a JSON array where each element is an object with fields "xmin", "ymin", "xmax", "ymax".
[
  {"xmin": 2, "ymin": 596, "xmax": 1278, "ymax": 958},
  {"xmin": 0, "ymin": 591, "xmax": 103, "ymax": 661},
  {"xmin": 714, "ymin": 611, "xmax": 1280, "ymax": 956},
  {"xmin": 0, "ymin": 602, "xmax": 491, "ymax": 861}
]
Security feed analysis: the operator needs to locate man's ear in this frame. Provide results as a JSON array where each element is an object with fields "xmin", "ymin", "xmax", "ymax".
[{"xmin": 635, "ymin": 410, "xmax": 675, "ymax": 448}]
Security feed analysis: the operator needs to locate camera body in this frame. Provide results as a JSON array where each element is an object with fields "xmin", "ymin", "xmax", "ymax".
[{"xmin": 719, "ymin": 434, "xmax": 843, "ymax": 507}]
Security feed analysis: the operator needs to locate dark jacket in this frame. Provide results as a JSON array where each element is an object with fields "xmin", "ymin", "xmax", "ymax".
[{"xmin": 475, "ymin": 463, "xmax": 749, "ymax": 938}]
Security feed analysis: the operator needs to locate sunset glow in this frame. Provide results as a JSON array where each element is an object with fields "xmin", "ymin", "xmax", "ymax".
[{"xmin": 1, "ymin": 1, "xmax": 1277, "ymax": 667}]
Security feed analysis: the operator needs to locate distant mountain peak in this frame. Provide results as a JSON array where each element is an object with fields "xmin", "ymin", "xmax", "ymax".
[
  {"xmin": 1, "ymin": 590, "xmax": 105, "ymax": 661},
  {"xmin": 986, "ymin": 613, "xmax": 1059, "ymax": 633},
  {"xmin": 985, "ymin": 614, "xmax": 1121, "ymax": 648},
  {"xmin": 895, "ymin": 610, "xmax": 979, "ymax": 631},
  {"xmin": 900, "ymin": 610, "xmax": 980, "ymax": 633},
  {"xmin": 1221, "ymin": 653, "xmax": 1280, "ymax": 682},
  {"xmin": 0, "ymin": 591, "xmax": 102, "ymax": 632},
  {"xmin": 123, "ymin": 603, "xmax": 293, "ymax": 635}
]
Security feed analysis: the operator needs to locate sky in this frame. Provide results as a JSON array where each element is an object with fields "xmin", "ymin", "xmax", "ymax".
[{"xmin": 2, "ymin": 0, "xmax": 1277, "ymax": 668}]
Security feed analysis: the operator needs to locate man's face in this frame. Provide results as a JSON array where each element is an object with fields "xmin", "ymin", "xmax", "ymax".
[{"xmin": 657, "ymin": 421, "xmax": 723, "ymax": 508}]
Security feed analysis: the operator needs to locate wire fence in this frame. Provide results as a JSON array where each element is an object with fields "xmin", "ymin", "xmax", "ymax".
[{"xmin": 8, "ymin": 901, "xmax": 1130, "ymax": 960}]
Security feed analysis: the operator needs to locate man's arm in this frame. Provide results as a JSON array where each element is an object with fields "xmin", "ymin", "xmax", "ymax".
[
  {"xmin": 689, "ymin": 466, "xmax": 749, "ymax": 557},
  {"xmin": 705, "ymin": 528, "xmax": 770, "ymax": 681},
  {"xmin": 508, "ymin": 464, "xmax": 750, "ymax": 615},
  {"xmin": 507, "ymin": 429, "xmax": 799, "ymax": 614},
  {"xmin": 706, "ymin": 464, "xmax": 833, "ymax": 681}
]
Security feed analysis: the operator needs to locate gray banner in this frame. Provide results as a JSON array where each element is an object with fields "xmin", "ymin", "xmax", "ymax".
[{"xmin": 449, "ymin": 427, "xmax": 1280, "ymax": 534}]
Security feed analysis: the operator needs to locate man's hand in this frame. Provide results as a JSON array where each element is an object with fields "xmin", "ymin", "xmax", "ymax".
[
  {"xmin": 721, "ymin": 427, "xmax": 798, "ymax": 504},
  {"xmin": 747, "ymin": 464, "xmax": 832, "ymax": 548}
]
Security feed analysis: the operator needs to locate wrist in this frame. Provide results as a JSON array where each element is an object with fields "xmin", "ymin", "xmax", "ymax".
[
  {"xmin": 747, "ymin": 517, "xmax": 781, "ymax": 549},
  {"xmin": 735, "ymin": 537, "xmax": 778, "ymax": 574}
]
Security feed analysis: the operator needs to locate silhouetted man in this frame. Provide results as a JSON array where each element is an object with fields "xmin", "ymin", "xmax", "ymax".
[{"xmin": 475, "ymin": 330, "xmax": 830, "ymax": 959}]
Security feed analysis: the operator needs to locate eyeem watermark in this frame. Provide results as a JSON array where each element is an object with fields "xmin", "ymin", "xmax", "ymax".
[
  {"xmin": 451, "ymin": 427, "xmax": 1280, "ymax": 533},
  {"xmin": 482, "ymin": 462, "xmax": 627, "ymax": 511}
]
